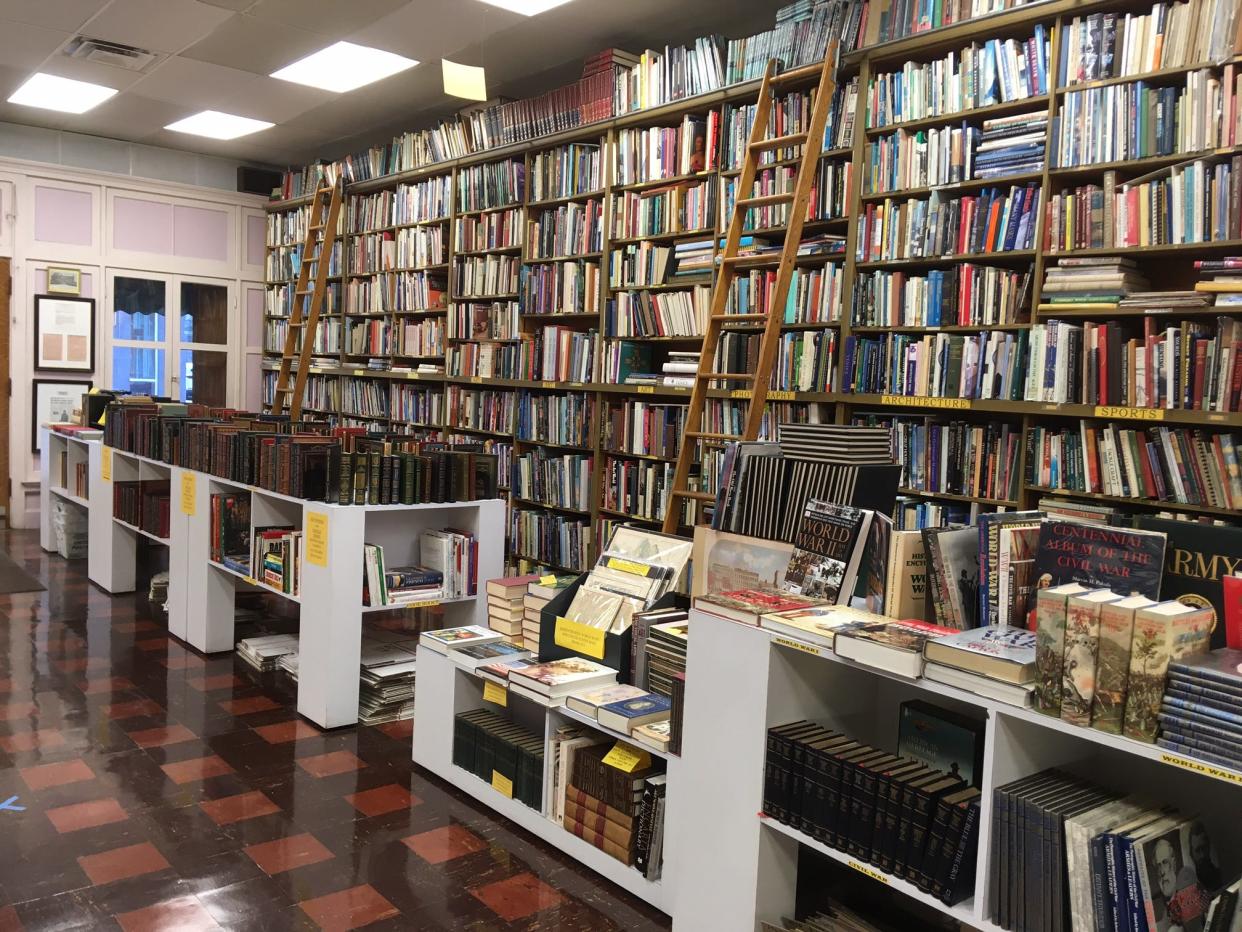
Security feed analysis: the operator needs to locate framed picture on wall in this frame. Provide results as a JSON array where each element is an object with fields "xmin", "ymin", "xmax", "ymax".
[
  {"xmin": 46, "ymin": 267, "xmax": 81, "ymax": 295},
  {"xmin": 34, "ymin": 294, "xmax": 94, "ymax": 373},
  {"xmin": 32, "ymin": 379, "xmax": 92, "ymax": 453}
]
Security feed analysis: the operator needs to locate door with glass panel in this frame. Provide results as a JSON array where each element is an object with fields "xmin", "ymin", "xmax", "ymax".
[{"xmin": 108, "ymin": 272, "xmax": 234, "ymax": 406}]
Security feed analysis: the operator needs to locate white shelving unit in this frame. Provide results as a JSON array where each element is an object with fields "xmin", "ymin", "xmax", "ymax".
[
  {"xmin": 39, "ymin": 426, "xmax": 96, "ymax": 555},
  {"xmin": 412, "ymin": 643, "xmax": 680, "ymax": 914},
  {"xmin": 671, "ymin": 609, "xmax": 1242, "ymax": 932}
]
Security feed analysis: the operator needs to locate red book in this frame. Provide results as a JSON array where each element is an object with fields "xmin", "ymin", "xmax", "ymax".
[{"xmin": 1225, "ymin": 574, "xmax": 1242, "ymax": 650}]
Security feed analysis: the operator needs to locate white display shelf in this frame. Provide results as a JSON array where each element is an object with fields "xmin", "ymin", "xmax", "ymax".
[
  {"xmin": 114, "ymin": 517, "xmax": 169, "ymax": 546},
  {"xmin": 208, "ymin": 559, "xmax": 301, "ymax": 604},
  {"xmin": 413, "ymin": 642, "xmax": 678, "ymax": 914},
  {"xmin": 39, "ymin": 427, "xmax": 97, "ymax": 556},
  {"xmin": 671, "ymin": 609, "xmax": 1242, "ymax": 932},
  {"xmin": 361, "ymin": 594, "xmax": 475, "ymax": 613},
  {"xmin": 49, "ymin": 486, "xmax": 90, "ymax": 509},
  {"xmin": 554, "ymin": 704, "xmax": 674, "ymax": 761}
]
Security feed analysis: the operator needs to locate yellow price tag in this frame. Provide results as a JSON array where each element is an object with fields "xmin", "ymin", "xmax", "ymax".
[
  {"xmin": 491, "ymin": 770, "xmax": 514, "ymax": 798},
  {"xmin": 553, "ymin": 616, "xmax": 606, "ymax": 660},
  {"xmin": 242, "ymin": 575, "xmax": 257, "ymax": 585},
  {"xmin": 1093, "ymin": 405, "xmax": 1165, "ymax": 421},
  {"xmin": 539, "ymin": 575, "xmax": 557, "ymax": 586},
  {"xmin": 101, "ymin": 447, "xmax": 112, "ymax": 481},
  {"xmin": 407, "ymin": 372, "xmax": 420, "ymax": 380},
  {"xmin": 848, "ymin": 860, "xmax": 889, "ymax": 884},
  {"xmin": 353, "ymin": 369, "xmax": 365, "ymax": 376},
  {"xmin": 98, "ymin": 409, "xmax": 107, "ymax": 426},
  {"xmin": 179, "ymin": 472, "xmax": 196, "ymax": 516},
  {"xmin": 470, "ymin": 376, "xmax": 483, "ymax": 383},
  {"xmin": 601, "ymin": 741, "xmax": 651, "ymax": 773},
  {"xmin": 637, "ymin": 385, "xmax": 655, "ymax": 394},
  {"xmin": 305, "ymin": 511, "xmax": 329, "ymax": 567},
  {"xmin": 542, "ymin": 381, "xmax": 556, "ymax": 389},
  {"xmin": 606, "ymin": 557, "xmax": 650, "ymax": 576},
  {"xmin": 483, "ymin": 681, "xmax": 508, "ymax": 707}
]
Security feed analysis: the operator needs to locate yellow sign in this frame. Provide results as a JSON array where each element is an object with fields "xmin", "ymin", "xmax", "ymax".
[
  {"xmin": 470, "ymin": 376, "xmax": 483, "ymax": 383},
  {"xmin": 101, "ymin": 447, "xmax": 111, "ymax": 481},
  {"xmin": 637, "ymin": 385, "xmax": 655, "ymax": 394},
  {"xmin": 768, "ymin": 390, "xmax": 795, "ymax": 401},
  {"xmin": 542, "ymin": 381, "xmax": 556, "ymax": 389},
  {"xmin": 730, "ymin": 389, "xmax": 753, "ymax": 399},
  {"xmin": 553, "ymin": 616, "xmax": 606, "ymax": 659},
  {"xmin": 407, "ymin": 372, "xmax": 421, "ymax": 380},
  {"xmin": 1160, "ymin": 752, "xmax": 1242, "ymax": 786},
  {"xmin": 879, "ymin": 394, "xmax": 971, "ymax": 409},
  {"xmin": 539, "ymin": 575, "xmax": 557, "ymax": 586},
  {"xmin": 848, "ymin": 860, "xmax": 889, "ymax": 884},
  {"xmin": 774, "ymin": 635, "xmax": 821, "ymax": 656},
  {"xmin": 179, "ymin": 472, "xmax": 196, "ymax": 516},
  {"xmin": 605, "ymin": 557, "xmax": 650, "ymax": 576},
  {"xmin": 602, "ymin": 741, "xmax": 652, "ymax": 772},
  {"xmin": 401, "ymin": 599, "xmax": 441, "ymax": 609},
  {"xmin": 243, "ymin": 575, "xmax": 257, "ymax": 586},
  {"xmin": 483, "ymin": 681, "xmax": 508, "ymax": 707},
  {"xmin": 305, "ymin": 511, "xmax": 329, "ymax": 567},
  {"xmin": 1094, "ymin": 405, "xmax": 1165, "ymax": 421},
  {"xmin": 490, "ymin": 770, "xmax": 514, "ymax": 798}
]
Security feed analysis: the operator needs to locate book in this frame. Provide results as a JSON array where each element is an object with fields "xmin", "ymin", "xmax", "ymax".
[
  {"xmin": 922, "ymin": 526, "xmax": 980, "ymax": 630},
  {"xmin": 693, "ymin": 587, "xmax": 824, "ymax": 626},
  {"xmin": 1033, "ymin": 582, "xmax": 1091, "ymax": 715},
  {"xmin": 759, "ymin": 604, "xmax": 881, "ymax": 650},
  {"xmin": 508, "ymin": 657, "xmax": 619, "ymax": 698},
  {"xmin": 597, "ymin": 694, "xmax": 672, "ymax": 733},
  {"xmin": 898, "ymin": 699, "xmax": 985, "ymax": 787},
  {"xmin": 1135, "ymin": 518, "xmax": 1242, "ymax": 650},
  {"xmin": 1122, "ymin": 601, "xmax": 1215, "ymax": 743},
  {"xmin": 834, "ymin": 619, "xmax": 958, "ymax": 679},
  {"xmin": 1135, "ymin": 818, "xmax": 1222, "ymax": 931},
  {"xmin": 1032, "ymin": 519, "xmax": 1167, "ymax": 600},
  {"xmin": 564, "ymin": 684, "xmax": 649, "ymax": 718},
  {"xmin": 419, "ymin": 625, "xmax": 504, "ymax": 655},
  {"xmin": 487, "ymin": 574, "xmax": 541, "ymax": 599},
  {"xmin": 632, "ymin": 719, "xmax": 671, "ymax": 752},
  {"xmin": 450, "ymin": 641, "xmax": 531, "ymax": 671},
  {"xmin": 1089, "ymin": 594, "xmax": 1157, "ymax": 735},
  {"xmin": 1060, "ymin": 590, "xmax": 1123, "ymax": 726},
  {"xmin": 1169, "ymin": 648, "xmax": 1242, "ymax": 691},
  {"xmin": 783, "ymin": 500, "xmax": 874, "ymax": 604},
  {"xmin": 884, "ymin": 529, "xmax": 929, "ymax": 621},
  {"xmin": 923, "ymin": 624, "xmax": 1037, "ymax": 684},
  {"xmin": 923, "ymin": 661, "xmax": 1034, "ymax": 707}
]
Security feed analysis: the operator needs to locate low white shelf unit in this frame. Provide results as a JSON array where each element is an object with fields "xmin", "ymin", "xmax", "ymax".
[
  {"xmin": 672, "ymin": 609, "xmax": 1242, "ymax": 932},
  {"xmin": 412, "ymin": 642, "xmax": 680, "ymax": 914},
  {"xmin": 39, "ymin": 426, "xmax": 96, "ymax": 556}
]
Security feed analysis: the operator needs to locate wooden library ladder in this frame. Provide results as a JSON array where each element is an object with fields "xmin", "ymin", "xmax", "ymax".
[
  {"xmin": 270, "ymin": 176, "xmax": 343, "ymax": 419},
  {"xmin": 662, "ymin": 43, "xmax": 840, "ymax": 535}
]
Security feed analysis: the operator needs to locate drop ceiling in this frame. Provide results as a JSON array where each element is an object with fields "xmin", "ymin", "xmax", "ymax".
[{"xmin": 0, "ymin": 0, "xmax": 780, "ymax": 169}]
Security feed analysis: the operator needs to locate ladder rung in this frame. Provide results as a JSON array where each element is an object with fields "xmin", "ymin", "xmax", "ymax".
[
  {"xmin": 720, "ymin": 254, "xmax": 781, "ymax": 269},
  {"xmin": 309, "ymin": 224, "xmax": 326, "ymax": 231},
  {"xmin": 687, "ymin": 431, "xmax": 742, "ymax": 441},
  {"xmin": 698, "ymin": 372, "xmax": 755, "ymax": 381},
  {"xmin": 712, "ymin": 313, "xmax": 768, "ymax": 321},
  {"xmin": 751, "ymin": 132, "xmax": 809, "ymax": 152},
  {"xmin": 296, "ymin": 290, "xmax": 312, "ymax": 295},
  {"xmin": 288, "ymin": 321, "xmax": 307, "ymax": 328},
  {"xmin": 737, "ymin": 193, "xmax": 795, "ymax": 209},
  {"xmin": 673, "ymin": 490, "xmax": 717, "ymax": 502},
  {"xmin": 771, "ymin": 62, "xmax": 827, "ymax": 88}
]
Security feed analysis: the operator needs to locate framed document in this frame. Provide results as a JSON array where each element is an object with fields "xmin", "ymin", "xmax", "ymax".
[
  {"xmin": 32, "ymin": 379, "xmax": 91, "ymax": 453},
  {"xmin": 34, "ymin": 294, "xmax": 95, "ymax": 372},
  {"xmin": 46, "ymin": 267, "xmax": 82, "ymax": 295}
]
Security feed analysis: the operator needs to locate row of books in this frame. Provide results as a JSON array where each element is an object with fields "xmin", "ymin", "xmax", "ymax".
[
  {"xmin": 266, "ymin": 205, "xmax": 342, "ymax": 248},
  {"xmin": 725, "ymin": 0, "xmax": 868, "ymax": 84},
  {"xmin": 865, "ymin": 29, "xmax": 1051, "ymax": 129},
  {"xmin": 520, "ymin": 260, "xmax": 600, "ymax": 316},
  {"xmin": 606, "ymin": 285, "xmax": 711, "ymax": 338},
  {"xmin": 452, "ymin": 708, "xmax": 545, "ymax": 810},
  {"xmin": 345, "ymin": 176, "xmax": 450, "ymax": 233},
  {"xmin": 724, "ymin": 161, "xmax": 855, "ymax": 230},
  {"xmin": 851, "ymin": 265, "xmax": 1030, "ymax": 327},
  {"xmin": 449, "ymin": 301, "xmax": 519, "ymax": 342},
  {"xmin": 452, "ymin": 255, "xmax": 520, "ymax": 299},
  {"xmin": 602, "ymin": 400, "xmax": 686, "ymax": 459},
  {"xmin": 615, "ymin": 117, "xmax": 717, "ymax": 187},
  {"xmin": 362, "ymin": 530, "xmax": 477, "ymax": 604},
  {"xmin": 726, "ymin": 264, "xmax": 846, "ymax": 325},
  {"xmin": 530, "ymin": 142, "xmax": 602, "ymax": 202},
  {"xmin": 264, "ymin": 318, "xmax": 341, "ymax": 356},
  {"xmin": 342, "ymin": 271, "xmax": 446, "ymax": 314},
  {"xmin": 609, "ymin": 180, "xmax": 716, "ymax": 240},
  {"xmin": 513, "ymin": 450, "xmax": 593, "ymax": 512},
  {"xmin": 509, "ymin": 508, "xmax": 591, "ymax": 572},
  {"xmin": 454, "ymin": 207, "xmax": 523, "ymax": 253},
  {"xmin": 527, "ymin": 200, "xmax": 604, "ymax": 259},
  {"xmin": 112, "ymin": 479, "xmax": 170, "ymax": 539},
  {"xmin": 720, "ymin": 80, "xmax": 859, "ymax": 170},
  {"xmin": 444, "ymin": 387, "xmax": 516, "ymax": 435},
  {"xmin": 876, "ymin": 0, "xmax": 1026, "ymax": 44},
  {"xmin": 515, "ymin": 390, "xmax": 593, "ymax": 449},
  {"xmin": 456, "ymin": 160, "xmax": 526, "ymax": 213},
  {"xmin": 265, "ymin": 242, "xmax": 343, "ymax": 282},
  {"xmin": 347, "ymin": 228, "xmax": 445, "ymax": 275},
  {"xmin": 843, "ymin": 329, "xmax": 1028, "ymax": 400},
  {"xmin": 265, "ymin": 281, "xmax": 342, "ymax": 318}
]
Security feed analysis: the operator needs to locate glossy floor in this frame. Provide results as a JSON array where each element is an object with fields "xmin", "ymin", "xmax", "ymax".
[{"xmin": 0, "ymin": 532, "xmax": 671, "ymax": 931}]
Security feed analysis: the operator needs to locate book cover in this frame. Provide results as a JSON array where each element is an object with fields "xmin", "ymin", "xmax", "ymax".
[
  {"xmin": 1059, "ymin": 591, "xmax": 1122, "ymax": 727},
  {"xmin": 1135, "ymin": 517, "xmax": 1242, "ymax": 649},
  {"xmin": 1032, "ymin": 518, "xmax": 1166, "ymax": 600},
  {"xmin": 1090, "ymin": 594, "xmax": 1157, "ymax": 735},
  {"xmin": 783, "ymin": 499, "xmax": 873, "ymax": 604},
  {"xmin": 885, "ymin": 529, "xmax": 929, "ymax": 621},
  {"xmin": 859, "ymin": 511, "xmax": 893, "ymax": 614},
  {"xmin": 1122, "ymin": 601, "xmax": 1215, "ymax": 743},
  {"xmin": 564, "ymin": 684, "xmax": 648, "ymax": 718},
  {"xmin": 1033, "ymin": 582, "xmax": 1090, "ymax": 714},
  {"xmin": 922, "ymin": 624, "xmax": 1037, "ymax": 684},
  {"xmin": 759, "ymin": 604, "xmax": 880, "ymax": 650},
  {"xmin": 693, "ymin": 586, "xmax": 824, "ymax": 626},
  {"xmin": 898, "ymin": 699, "xmax": 985, "ymax": 787},
  {"xmin": 689, "ymin": 526, "xmax": 793, "ymax": 599},
  {"xmin": 931, "ymin": 526, "xmax": 980, "ymax": 629},
  {"xmin": 1168, "ymin": 648, "xmax": 1242, "ymax": 690},
  {"xmin": 834, "ymin": 618, "xmax": 958, "ymax": 678},
  {"xmin": 597, "ymin": 694, "xmax": 672, "ymax": 733},
  {"xmin": 1137, "ymin": 819, "xmax": 1221, "ymax": 931}
]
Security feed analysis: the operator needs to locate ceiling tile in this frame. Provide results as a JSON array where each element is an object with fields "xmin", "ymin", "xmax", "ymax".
[
  {"xmin": 246, "ymin": 0, "xmax": 409, "ymax": 38},
  {"xmin": 33, "ymin": 56, "xmax": 150, "ymax": 93},
  {"xmin": 239, "ymin": 75, "xmax": 335, "ymax": 122},
  {"xmin": 196, "ymin": 0, "xmax": 257, "ymax": 10},
  {"xmin": 180, "ymin": 13, "xmax": 327, "ymax": 73},
  {"xmin": 81, "ymin": 0, "xmax": 235, "ymax": 53},
  {"xmin": 67, "ymin": 91, "xmax": 186, "ymax": 139},
  {"xmin": 0, "ymin": 0, "xmax": 109, "ymax": 32},
  {"xmin": 347, "ymin": 0, "xmax": 514, "ymax": 61},
  {"xmin": 127, "ymin": 56, "xmax": 260, "ymax": 106},
  {"xmin": 0, "ymin": 20, "xmax": 74, "ymax": 71}
]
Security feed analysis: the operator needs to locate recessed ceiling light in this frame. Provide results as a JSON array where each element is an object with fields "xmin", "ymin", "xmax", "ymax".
[
  {"xmin": 477, "ymin": 0, "xmax": 573, "ymax": 13},
  {"xmin": 271, "ymin": 41, "xmax": 418, "ymax": 93},
  {"xmin": 165, "ymin": 110, "xmax": 273, "ymax": 140},
  {"xmin": 7, "ymin": 72, "xmax": 117, "ymax": 114}
]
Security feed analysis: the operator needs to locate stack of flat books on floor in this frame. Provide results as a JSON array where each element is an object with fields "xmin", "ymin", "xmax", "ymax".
[
  {"xmin": 278, "ymin": 651, "xmax": 299, "ymax": 680},
  {"xmin": 236, "ymin": 634, "xmax": 300, "ymax": 672},
  {"xmin": 358, "ymin": 631, "xmax": 420, "ymax": 724}
]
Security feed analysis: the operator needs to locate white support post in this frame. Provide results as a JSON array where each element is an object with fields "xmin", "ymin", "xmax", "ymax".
[{"xmin": 87, "ymin": 444, "xmax": 135, "ymax": 593}]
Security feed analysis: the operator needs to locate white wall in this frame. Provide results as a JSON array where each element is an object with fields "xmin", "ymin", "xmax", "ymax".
[{"xmin": 0, "ymin": 155, "xmax": 267, "ymax": 530}]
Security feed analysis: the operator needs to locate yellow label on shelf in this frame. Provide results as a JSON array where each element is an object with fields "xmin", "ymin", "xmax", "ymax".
[
  {"xmin": 730, "ymin": 389, "xmax": 753, "ymax": 399},
  {"xmin": 637, "ymin": 385, "xmax": 655, "ymax": 394},
  {"xmin": 305, "ymin": 511, "xmax": 329, "ymax": 567},
  {"xmin": 98, "ymin": 409, "xmax": 107, "ymax": 426},
  {"xmin": 1093, "ymin": 405, "xmax": 1165, "ymax": 421},
  {"xmin": 605, "ymin": 557, "xmax": 650, "ymax": 576},
  {"xmin": 483, "ymin": 681, "xmax": 508, "ymax": 707},
  {"xmin": 773, "ymin": 636, "xmax": 821, "ymax": 656},
  {"xmin": 491, "ymin": 770, "xmax": 514, "ymax": 798},
  {"xmin": 179, "ymin": 472, "xmax": 196, "ymax": 516},
  {"xmin": 470, "ymin": 376, "xmax": 483, "ymax": 383},
  {"xmin": 879, "ymin": 394, "xmax": 971, "ymax": 409},
  {"xmin": 407, "ymin": 372, "xmax": 421, "ymax": 380},
  {"xmin": 542, "ymin": 381, "xmax": 556, "ymax": 389},
  {"xmin": 243, "ymin": 576, "xmax": 257, "ymax": 586},
  {"xmin": 768, "ymin": 391, "xmax": 795, "ymax": 401},
  {"xmin": 602, "ymin": 741, "xmax": 652, "ymax": 773},
  {"xmin": 100, "ymin": 447, "xmax": 111, "ymax": 481},
  {"xmin": 553, "ymin": 616, "xmax": 606, "ymax": 659},
  {"xmin": 1160, "ymin": 752, "xmax": 1242, "ymax": 786},
  {"xmin": 847, "ymin": 860, "xmax": 889, "ymax": 884},
  {"xmin": 1208, "ymin": 413, "xmax": 1225, "ymax": 422},
  {"xmin": 539, "ymin": 575, "xmax": 557, "ymax": 586}
]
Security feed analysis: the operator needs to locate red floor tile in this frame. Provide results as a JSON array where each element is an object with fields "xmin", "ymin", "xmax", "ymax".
[
  {"xmin": 78, "ymin": 676, "xmax": 136, "ymax": 695},
  {"xmin": 401, "ymin": 824, "xmax": 487, "ymax": 864},
  {"xmin": 0, "ymin": 728, "xmax": 66, "ymax": 753},
  {"xmin": 161, "ymin": 755, "xmax": 233, "ymax": 785},
  {"xmin": 52, "ymin": 658, "xmax": 91, "ymax": 674},
  {"xmin": 470, "ymin": 872, "xmax": 565, "ymax": 922},
  {"xmin": 219, "ymin": 696, "xmax": 280, "ymax": 715},
  {"xmin": 345, "ymin": 784, "xmax": 419, "ymax": 817},
  {"xmin": 375, "ymin": 719, "xmax": 413, "ymax": 741},
  {"xmin": 296, "ymin": 751, "xmax": 365, "ymax": 778},
  {"xmin": 199, "ymin": 790, "xmax": 280, "ymax": 826},
  {"xmin": 0, "ymin": 904, "xmax": 21, "ymax": 931},
  {"xmin": 127, "ymin": 724, "xmax": 197, "ymax": 748},
  {"xmin": 252, "ymin": 720, "xmax": 321, "ymax": 744},
  {"xmin": 103, "ymin": 698, "xmax": 164, "ymax": 720},
  {"xmin": 77, "ymin": 841, "xmax": 170, "ymax": 885},
  {"xmin": 45, "ymin": 797, "xmax": 128, "ymax": 833},
  {"xmin": 135, "ymin": 637, "xmax": 169, "ymax": 651},
  {"xmin": 160, "ymin": 653, "xmax": 206, "ymax": 670},
  {"xmin": 1, "ymin": 700, "xmax": 37, "ymax": 720},
  {"xmin": 116, "ymin": 896, "xmax": 220, "ymax": 931},
  {"xmin": 19, "ymin": 758, "xmax": 94, "ymax": 791},
  {"xmin": 0, "ymin": 677, "xmax": 12, "ymax": 693},
  {"xmin": 187, "ymin": 674, "xmax": 244, "ymax": 692},
  {"xmin": 298, "ymin": 884, "xmax": 398, "ymax": 930},
  {"xmin": 244, "ymin": 832, "xmax": 334, "ymax": 875}
]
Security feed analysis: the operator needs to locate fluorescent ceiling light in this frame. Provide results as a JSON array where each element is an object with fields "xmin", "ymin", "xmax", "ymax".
[
  {"xmin": 165, "ymin": 110, "xmax": 273, "ymax": 140},
  {"xmin": 477, "ymin": 0, "xmax": 573, "ymax": 13},
  {"xmin": 271, "ymin": 41, "xmax": 418, "ymax": 93},
  {"xmin": 7, "ymin": 72, "xmax": 117, "ymax": 114}
]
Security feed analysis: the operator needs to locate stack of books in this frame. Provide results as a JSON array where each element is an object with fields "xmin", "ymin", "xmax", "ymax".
[
  {"xmin": 563, "ymin": 742, "xmax": 662, "ymax": 866},
  {"xmin": 644, "ymin": 620, "xmax": 689, "ymax": 699},
  {"xmin": 485, "ymin": 574, "xmax": 537, "ymax": 644},
  {"xmin": 363, "ymin": 543, "xmax": 443, "ymax": 607},
  {"xmin": 1038, "ymin": 256, "xmax": 1150, "ymax": 312},
  {"xmin": 358, "ymin": 633, "xmax": 420, "ymax": 724},
  {"xmin": 236, "ymin": 634, "xmax": 300, "ymax": 672},
  {"xmin": 523, "ymin": 574, "xmax": 574, "ymax": 651},
  {"xmin": 452, "ymin": 708, "xmax": 544, "ymax": 810},
  {"xmin": 1195, "ymin": 257, "xmax": 1242, "ymax": 307},
  {"xmin": 671, "ymin": 239, "xmax": 714, "ymax": 277},
  {"xmin": 565, "ymin": 684, "xmax": 673, "ymax": 752},
  {"xmin": 974, "ymin": 111, "xmax": 1047, "ymax": 179},
  {"xmin": 507, "ymin": 658, "xmax": 619, "ymax": 707},
  {"xmin": 661, "ymin": 351, "xmax": 699, "ymax": 388},
  {"xmin": 1157, "ymin": 648, "xmax": 1242, "ymax": 771}
]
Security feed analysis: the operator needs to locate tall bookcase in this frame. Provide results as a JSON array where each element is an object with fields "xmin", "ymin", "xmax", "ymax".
[{"xmin": 264, "ymin": 0, "xmax": 1242, "ymax": 570}]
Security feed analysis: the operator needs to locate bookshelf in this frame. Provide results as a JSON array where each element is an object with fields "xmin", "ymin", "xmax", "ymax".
[{"xmin": 264, "ymin": 0, "xmax": 1242, "ymax": 557}]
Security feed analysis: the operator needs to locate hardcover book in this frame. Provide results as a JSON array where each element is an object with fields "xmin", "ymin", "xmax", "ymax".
[
  {"xmin": 1090, "ymin": 594, "xmax": 1157, "ymax": 734},
  {"xmin": 1033, "ymin": 582, "xmax": 1090, "ymax": 714},
  {"xmin": 689, "ymin": 526, "xmax": 794, "ymax": 599},
  {"xmin": 783, "ymin": 499, "xmax": 874, "ymax": 604},
  {"xmin": 564, "ymin": 684, "xmax": 649, "ymax": 718},
  {"xmin": 884, "ymin": 529, "xmax": 929, "ymax": 621},
  {"xmin": 597, "ymin": 694, "xmax": 672, "ymax": 733},
  {"xmin": 508, "ymin": 657, "xmax": 619, "ymax": 697},
  {"xmin": 923, "ymin": 525, "xmax": 980, "ymax": 629},
  {"xmin": 1032, "ymin": 519, "xmax": 1166, "ymax": 600},
  {"xmin": 897, "ymin": 699, "xmax": 985, "ymax": 787},
  {"xmin": 1135, "ymin": 517, "xmax": 1242, "ymax": 649},
  {"xmin": 1136, "ymin": 818, "xmax": 1222, "ymax": 931},
  {"xmin": 1122, "ymin": 601, "xmax": 1215, "ymax": 743},
  {"xmin": 1060, "ymin": 590, "xmax": 1122, "ymax": 727},
  {"xmin": 419, "ymin": 625, "xmax": 504, "ymax": 655},
  {"xmin": 1168, "ymin": 648, "xmax": 1242, "ymax": 690},
  {"xmin": 922, "ymin": 624, "xmax": 1037, "ymax": 684},
  {"xmin": 833, "ymin": 618, "xmax": 958, "ymax": 679},
  {"xmin": 759, "ymin": 604, "xmax": 880, "ymax": 650},
  {"xmin": 693, "ymin": 587, "xmax": 824, "ymax": 626}
]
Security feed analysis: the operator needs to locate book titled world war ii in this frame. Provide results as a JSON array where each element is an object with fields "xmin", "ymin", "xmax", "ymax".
[
  {"xmin": 1135, "ymin": 516, "xmax": 1242, "ymax": 649},
  {"xmin": 1031, "ymin": 519, "xmax": 1166, "ymax": 600},
  {"xmin": 1122, "ymin": 601, "xmax": 1215, "ymax": 743},
  {"xmin": 783, "ymin": 499, "xmax": 873, "ymax": 604}
]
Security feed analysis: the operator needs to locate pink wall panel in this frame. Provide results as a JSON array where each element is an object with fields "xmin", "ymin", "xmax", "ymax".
[
  {"xmin": 173, "ymin": 204, "xmax": 229, "ymax": 262},
  {"xmin": 114, "ymin": 196, "xmax": 173, "ymax": 254},
  {"xmin": 33, "ymin": 186, "xmax": 93, "ymax": 246},
  {"xmin": 245, "ymin": 352, "xmax": 262, "ymax": 410},
  {"xmin": 246, "ymin": 215, "xmax": 265, "ymax": 267},
  {"xmin": 245, "ymin": 286, "xmax": 264, "ymax": 345}
]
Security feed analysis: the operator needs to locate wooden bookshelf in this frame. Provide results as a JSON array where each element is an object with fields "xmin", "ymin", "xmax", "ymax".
[{"xmin": 265, "ymin": 0, "xmax": 1242, "ymax": 560}]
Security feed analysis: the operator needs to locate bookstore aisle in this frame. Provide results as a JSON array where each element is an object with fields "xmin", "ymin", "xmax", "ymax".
[{"xmin": 0, "ymin": 531, "xmax": 668, "ymax": 931}]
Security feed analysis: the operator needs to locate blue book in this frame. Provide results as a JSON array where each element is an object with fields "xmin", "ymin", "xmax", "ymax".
[{"xmin": 597, "ymin": 693, "xmax": 672, "ymax": 732}]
